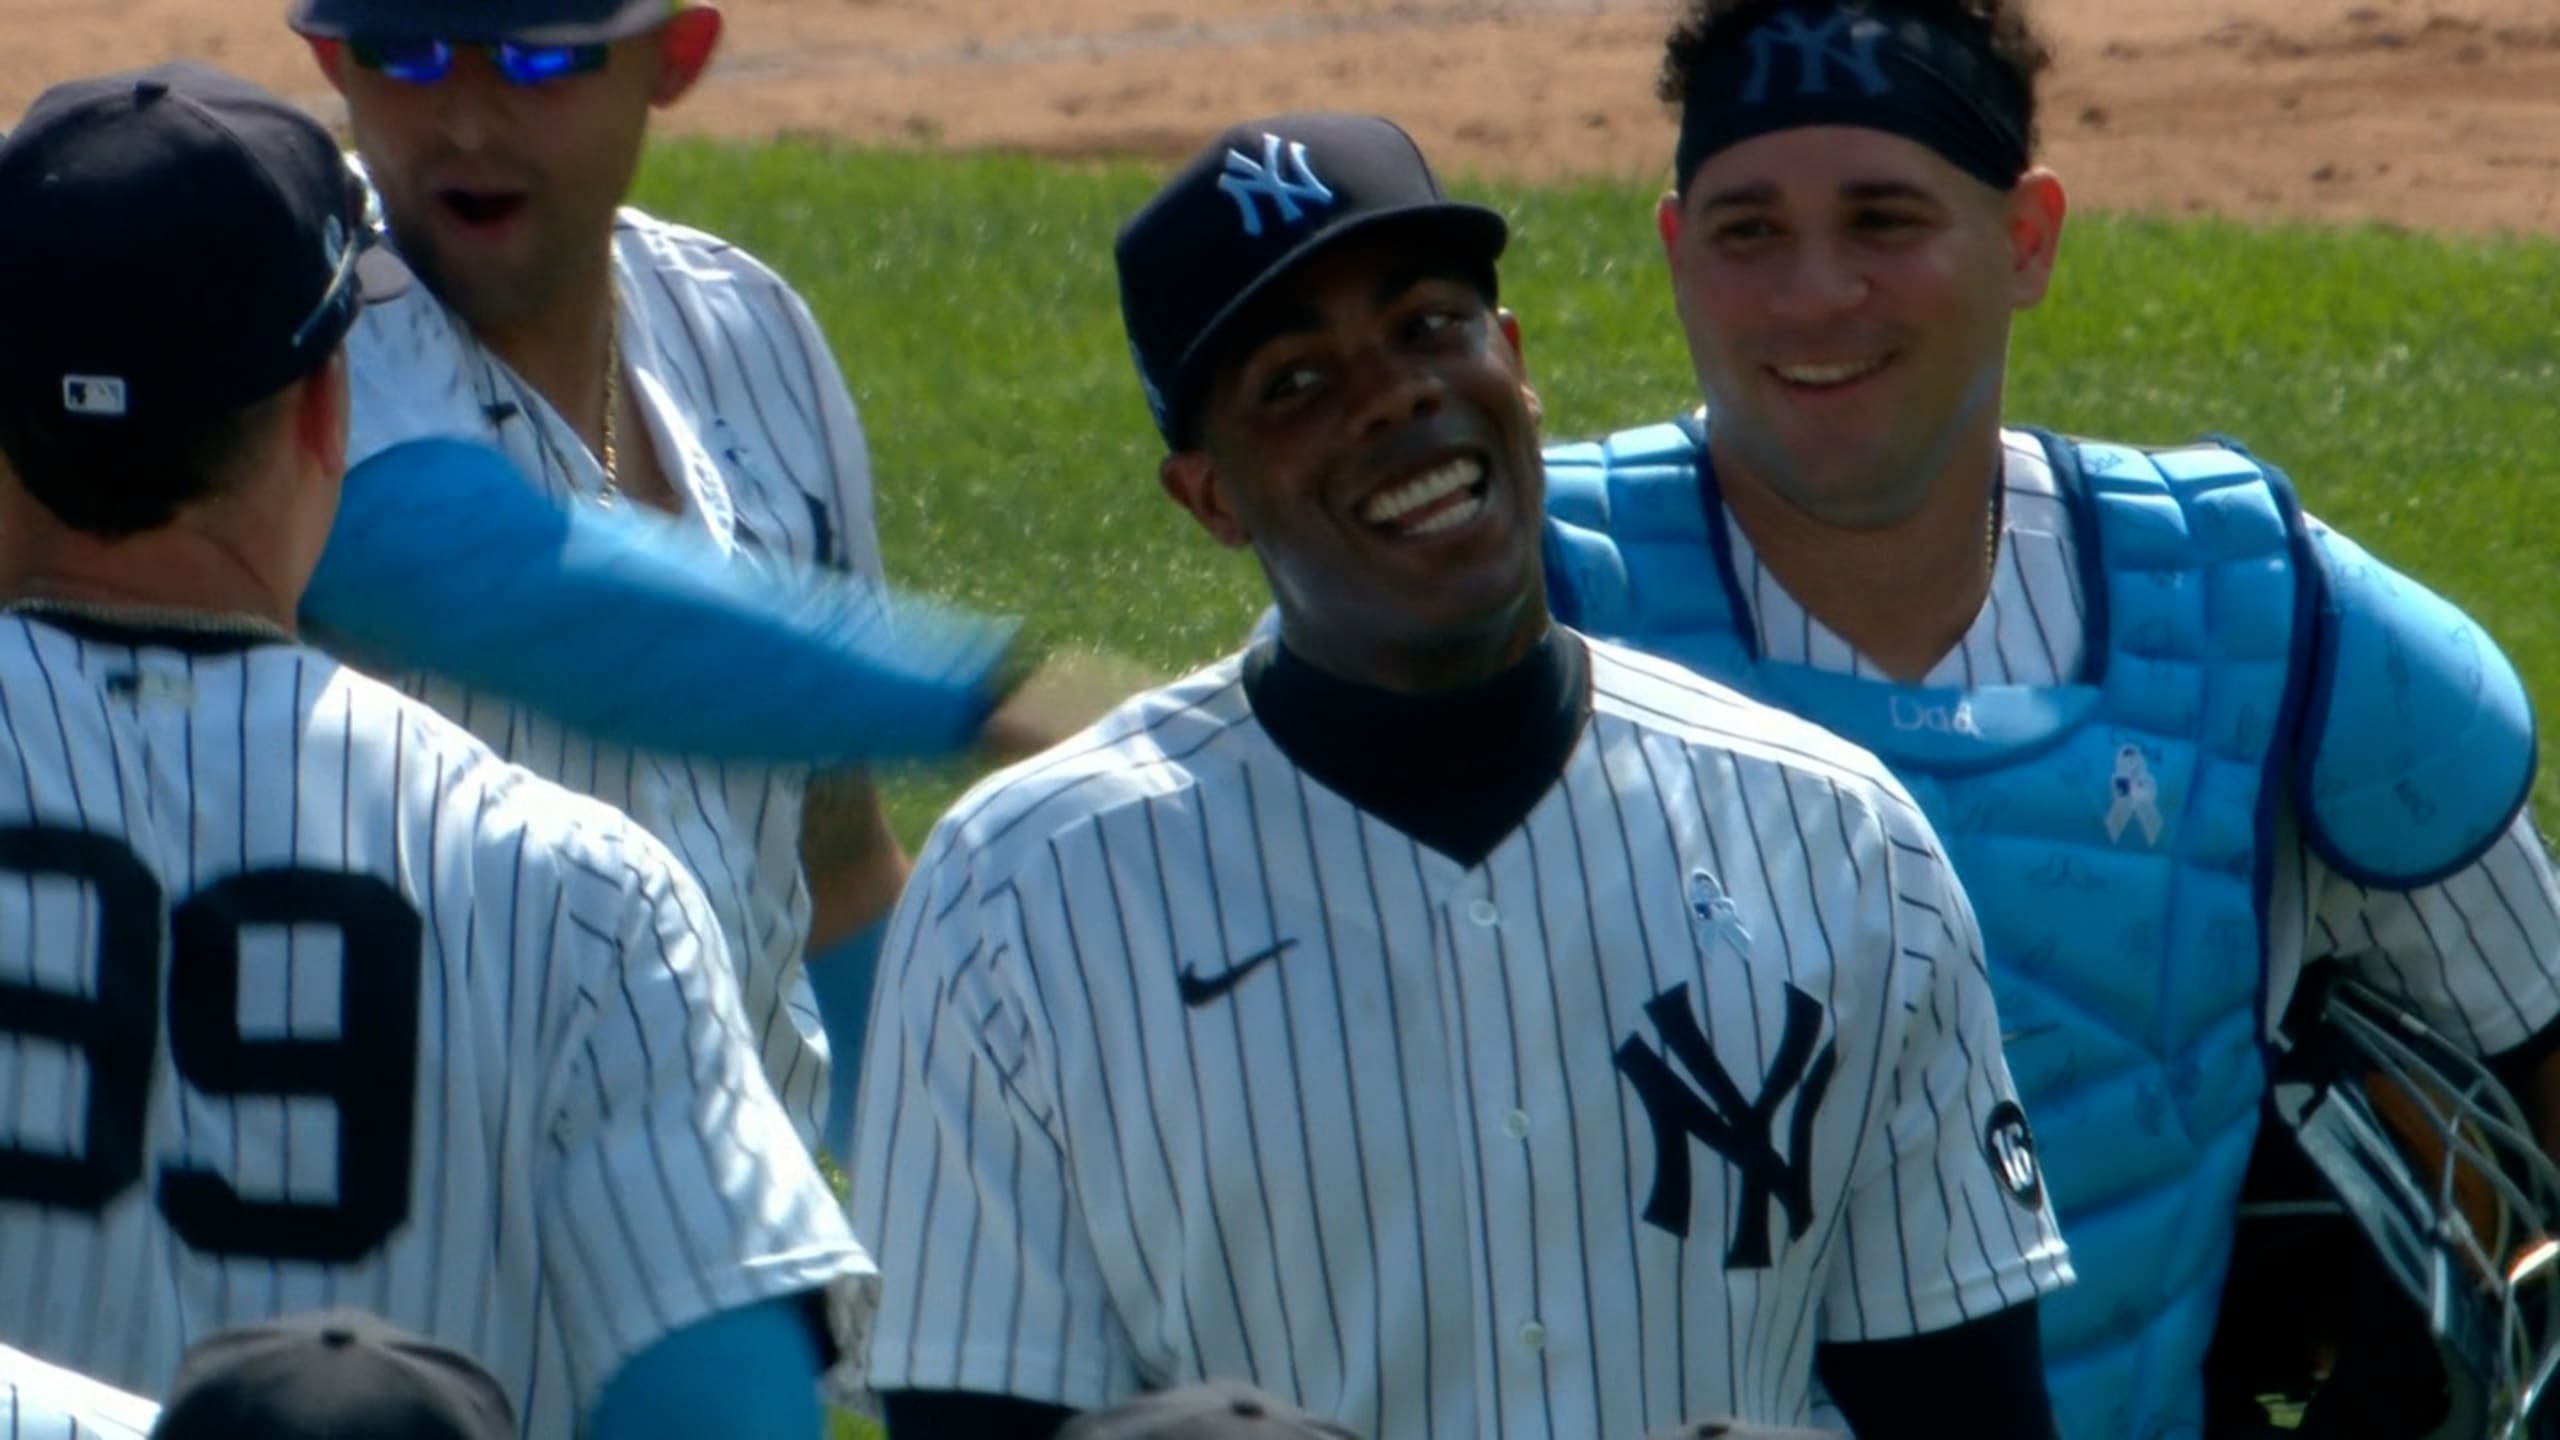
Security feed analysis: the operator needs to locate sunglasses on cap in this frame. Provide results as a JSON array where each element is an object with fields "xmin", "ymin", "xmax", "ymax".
[{"xmin": 348, "ymin": 37, "xmax": 611, "ymax": 86}]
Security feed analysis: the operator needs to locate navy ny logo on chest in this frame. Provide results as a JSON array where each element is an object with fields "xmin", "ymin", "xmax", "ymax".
[{"xmin": 1616, "ymin": 981, "xmax": 1838, "ymax": 1269}]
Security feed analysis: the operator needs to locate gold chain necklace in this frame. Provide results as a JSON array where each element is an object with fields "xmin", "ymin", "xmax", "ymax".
[
  {"xmin": 1984, "ymin": 477, "xmax": 2005, "ymax": 575},
  {"xmin": 598, "ymin": 294, "xmax": 622, "ymax": 505}
]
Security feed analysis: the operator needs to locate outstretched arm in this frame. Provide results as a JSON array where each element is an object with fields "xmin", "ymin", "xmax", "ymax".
[{"xmin": 301, "ymin": 437, "xmax": 1022, "ymax": 766}]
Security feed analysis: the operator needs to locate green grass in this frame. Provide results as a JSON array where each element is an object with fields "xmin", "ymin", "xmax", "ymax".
[
  {"xmin": 620, "ymin": 142, "xmax": 2557, "ymax": 1439},
  {"xmin": 630, "ymin": 140, "xmax": 2560, "ymax": 842}
]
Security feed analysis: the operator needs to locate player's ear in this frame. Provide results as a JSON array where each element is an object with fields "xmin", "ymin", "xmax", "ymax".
[
  {"xmin": 1496, "ymin": 308, "xmax": 1543, "ymax": 432},
  {"xmin": 1159, "ymin": 451, "xmax": 1251, "ymax": 550},
  {"xmin": 650, "ymin": 6, "xmax": 724, "ymax": 107},
  {"xmin": 307, "ymin": 37, "xmax": 350, "ymax": 94},
  {"xmin": 2004, "ymin": 168, "xmax": 2068, "ymax": 311},
  {"xmin": 1656, "ymin": 189, "xmax": 1684, "ymax": 261},
  {"xmin": 297, "ymin": 349, "xmax": 353, "ymax": 484}
]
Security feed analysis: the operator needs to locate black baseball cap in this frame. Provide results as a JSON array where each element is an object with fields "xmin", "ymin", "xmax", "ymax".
[
  {"xmin": 151, "ymin": 1310, "xmax": 515, "ymax": 1440},
  {"xmin": 289, "ymin": 0, "xmax": 688, "ymax": 43},
  {"xmin": 1115, "ymin": 111, "xmax": 1507, "ymax": 447},
  {"xmin": 0, "ymin": 63, "xmax": 405, "ymax": 441},
  {"xmin": 1060, "ymin": 1381, "xmax": 1362, "ymax": 1440}
]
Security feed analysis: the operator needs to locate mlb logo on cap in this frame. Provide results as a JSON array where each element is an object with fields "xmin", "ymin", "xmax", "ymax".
[
  {"xmin": 0, "ymin": 63, "xmax": 406, "ymax": 436},
  {"xmin": 62, "ymin": 377, "xmax": 130, "ymax": 418}
]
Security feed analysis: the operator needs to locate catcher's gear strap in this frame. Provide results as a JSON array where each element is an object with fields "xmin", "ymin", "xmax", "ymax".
[
  {"xmin": 2289, "ymin": 516, "xmax": 2536, "ymax": 889},
  {"xmin": 301, "ymin": 438, "xmax": 1021, "ymax": 765},
  {"xmin": 1542, "ymin": 419, "xmax": 1729, "ymax": 651},
  {"xmin": 1818, "ymin": 1302, "xmax": 2056, "ymax": 1440}
]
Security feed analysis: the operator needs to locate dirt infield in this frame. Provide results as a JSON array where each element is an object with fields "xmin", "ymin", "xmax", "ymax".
[{"xmin": 9, "ymin": 0, "xmax": 2559, "ymax": 234}]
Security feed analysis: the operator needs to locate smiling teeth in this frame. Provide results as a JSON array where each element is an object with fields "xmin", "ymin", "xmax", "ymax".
[
  {"xmin": 1405, "ymin": 490, "xmax": 1486, "ymax": 535},
  {"xmin": 1363, "ymin": 458, "xmax": 1485, "ymax": 524},
  {"xmin": 1775, "ymin": 358, "xmax": 1888, "ymax": 386}
]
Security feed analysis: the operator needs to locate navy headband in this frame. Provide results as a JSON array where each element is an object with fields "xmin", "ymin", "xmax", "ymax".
[{"xmin": 1674, "ymin": 3, "xmax": 2031, "ymax": 193}]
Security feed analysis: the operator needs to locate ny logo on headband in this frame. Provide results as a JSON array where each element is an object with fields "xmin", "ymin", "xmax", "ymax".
[
  {"xmin": 1742, "ymin": 10, "xmax": 1893, "ymax": 104},
  {"xmin": 1218, "ymin": 134, "xmax": 1336, "ymax": 238}
]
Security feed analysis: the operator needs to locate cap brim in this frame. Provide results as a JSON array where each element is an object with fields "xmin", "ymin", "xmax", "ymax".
[
  {"xmin": 288, "ymin": 0, "xmax": 682, "ymax": 44},
  {"xmin": 1165, "ymin": 200, "xmax": 1509, "ymax": 438}
]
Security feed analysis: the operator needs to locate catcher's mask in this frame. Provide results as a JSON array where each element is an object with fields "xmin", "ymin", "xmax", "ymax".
[{"xmin": 2208, "ymin": 972, "xmax": 2560, "ymax": 1439}]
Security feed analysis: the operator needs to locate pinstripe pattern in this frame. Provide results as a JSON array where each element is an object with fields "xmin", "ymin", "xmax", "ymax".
[
  {"xmin": 338, "ymin": 205, "xmax": 888, "ymax": 1147},
  {"xmin": 849, "ymin": 637, "xmax": 2069, "ymax": 1436},
  {"xmin": 1728, "ymin": 432, "xmax": 2084, "ymax": 688},
  {"xmin": 0, "ymin": 1345, "xmax": 156, "ymax": 1439},
  {"xmin": 1722, "ymin": 437, "xmax": 2560, "ymax": 1051},
  {"xmin": 2270, "ymin": 804, "xmax": 2560, "ymax": 1052},
  {"xmin": 0, "ymin": 618, "xmax": 874, "ymax": 1434}
]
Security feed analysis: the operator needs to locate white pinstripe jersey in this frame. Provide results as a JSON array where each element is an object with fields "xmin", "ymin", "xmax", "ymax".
[
  {"xmin": 1722, "ymin": 430, "xmax": 2560, "ymax": 1049},
  {"xmin": 851, "ymin": 635, "xmax": 2072, "ymax": 1437},
  {"xmin": 0, "ymin": 1345, "xmax": 155, "ymax": 1439},
  {"xmin": 0, "ymin": 616, "xmax": 875, "ymax": 1434},
  {"xmin": 340, "ymin": 205, "xmax": 888, "ymax": 1148}
]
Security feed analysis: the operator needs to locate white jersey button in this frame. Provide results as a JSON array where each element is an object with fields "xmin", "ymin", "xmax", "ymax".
[
  {"xmin": 1466, "ymin": 899, "xmax": 1499, "ymax": 928},
  {"xmin": 1502, "ymin": 1109, "xmax": 1531, "ymax": 1140},
  {"xmin": 1518, "ymin": 1320, "xmax": 1547, "ymax": 1351}
]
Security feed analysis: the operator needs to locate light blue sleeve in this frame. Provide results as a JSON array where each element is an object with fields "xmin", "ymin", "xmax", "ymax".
[
  {"xmin": 810, "ymin": 920, "xmax": 887, "ymax": 1157},
  {"xmin": 300, "ymin": 438, "xmax": 1021, "ymax": 766},
  {"xmin": 588, "ymin": 1299, "xmax": 826, "ymax": 1440}
]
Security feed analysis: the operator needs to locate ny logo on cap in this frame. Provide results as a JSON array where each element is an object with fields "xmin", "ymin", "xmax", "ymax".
[
  {"xmin": 1218, "ymin": 134, "xmax": 1336, "ymax": 238},
  {"xmin": 1742, "ymin": 10, "xmax": 1892, "ymax": 104},
  {"xmin": 62, "ymin": 376, "xmax": 129, "ymax": 418}
]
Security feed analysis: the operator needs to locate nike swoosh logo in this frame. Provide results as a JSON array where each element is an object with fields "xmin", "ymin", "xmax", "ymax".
[{"xmin": 1177, "ymin": 938, "xmax": 1300, "ymax": 1007}]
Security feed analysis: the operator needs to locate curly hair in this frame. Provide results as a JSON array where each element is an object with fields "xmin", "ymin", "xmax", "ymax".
[{"xmin": 1660, "ymin": 0, "xmax": 2056, "ymax": 154}]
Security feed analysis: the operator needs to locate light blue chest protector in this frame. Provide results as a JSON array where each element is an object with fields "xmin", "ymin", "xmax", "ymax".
[{"xmin": 1543, "ymin": 418, "xmax": 2535, "ymax": 1440}]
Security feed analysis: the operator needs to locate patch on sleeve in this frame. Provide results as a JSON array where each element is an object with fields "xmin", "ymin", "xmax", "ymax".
[{"xmin": 1984, "ymin": 1100, "xmax": 2045, "ymax": 1210}]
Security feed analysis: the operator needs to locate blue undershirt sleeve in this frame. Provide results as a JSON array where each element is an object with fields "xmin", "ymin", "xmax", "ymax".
[
  {"xmin": 303, "ymin": 438, "xmax": 1018, "ymax": 766},
  {"xmin": 589, "ymin": 1299, "xmax": 827, "ymax": 1440}
]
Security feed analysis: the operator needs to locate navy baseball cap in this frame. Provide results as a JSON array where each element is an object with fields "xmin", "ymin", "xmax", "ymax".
[
  {"xmin": 1115, "ymin": 111, "xmax": 1507, "ymax": 446},
  {"xmin": 151, "ymin": 1310, "xmax": 515, "ymax": 1440},
  {"xmin": 0, "ymin": 63, "xmax": 405, "ymax": 440},
  {"xmin": 289, "ymin": 0, "xmax": 687, "ymax": 43},
  {"xmin": 1060, "ymin": 1381, "xmax": 1361, "ymax": 1440}
]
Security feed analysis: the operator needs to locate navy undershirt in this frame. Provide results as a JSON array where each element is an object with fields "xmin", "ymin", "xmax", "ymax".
[{"xmin": 1239, "ymin": 626, "xmax": 1593, "ymax": 868}]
